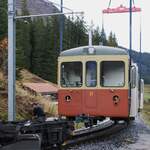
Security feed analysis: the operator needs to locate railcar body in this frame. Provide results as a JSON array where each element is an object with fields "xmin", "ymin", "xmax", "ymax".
[{"xmin": 58, "ymin": 46, "xmax": 144, "ymax": 121}]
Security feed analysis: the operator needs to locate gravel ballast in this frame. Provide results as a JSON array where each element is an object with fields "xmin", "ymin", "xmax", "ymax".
[{"xmin": 67, "ymin": 117, "xmax": 150, "ymax": 150}]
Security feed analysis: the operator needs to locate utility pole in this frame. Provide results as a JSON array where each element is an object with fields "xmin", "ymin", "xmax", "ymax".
[
  {"xmin": 139, "ymin": 14, "xmax": 142, "ymax": 97},
  {"xmin": 8, "ymin": 0, "xmax": 16, "ymax": 121},
  {"xmin": 129, "ymin": 0, "xmax": 132, "ymax": 62},
  {"xmin": 139, "ymin": 15, "xmax": 142, "ymax": 82},
  {"xmin": 129, "ymin": 0, "xmax": 132, "ymax": 101},
  {"xmin": 60, "ymin": 0, "xmax": 63, "ymax": 52}
]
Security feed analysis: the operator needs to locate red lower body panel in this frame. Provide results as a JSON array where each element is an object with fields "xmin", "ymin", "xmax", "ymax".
[{"xmin": 58, "ymin": 89, "xmax": 129, "ymax": 118}]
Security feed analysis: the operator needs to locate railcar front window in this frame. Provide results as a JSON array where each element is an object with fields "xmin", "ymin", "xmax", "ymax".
[
  {"xmin": 100, "ymin": 61, "xmax": 125, "ymax": 87},
  {"xmin": 86, "ymin": 61, "xmax": 97, "ymax": 87},
  {"xmin": 61, "ymin": 62, "xmax": 82, "ymax": 87}
]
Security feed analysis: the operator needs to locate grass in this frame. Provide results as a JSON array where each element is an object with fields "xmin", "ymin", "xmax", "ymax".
[
  {"xmin": 0, "ymin": 69, "xmax": 58, "ymax": 121},
  {"xmin": 142, "ymin": 84, "xmax": 150, "ymax": 126},
  {"xmin": 142, "ymin": 104, "xmax": 150, "ymax": 126},
  {"xmin": 144, "ymin": 84, "xmax": 150, "ymax": 102}
]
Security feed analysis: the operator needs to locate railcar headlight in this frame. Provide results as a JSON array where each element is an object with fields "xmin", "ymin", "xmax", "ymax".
[
  {"xmin": 113, "ymin": 95, "xmax": 120, "ymax": 105},
  {"xmin": 65, "ymin": 95, "xmax": 72, "ymax": 102}
]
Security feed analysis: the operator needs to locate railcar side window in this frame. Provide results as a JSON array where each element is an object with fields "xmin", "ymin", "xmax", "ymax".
[
  {"xmin": 131, "ymin": 66, "xmax": 136, "ymax": 88},
  {"xmin": 100, "ymin": 61, "xmax": 125, "ymax": 87},
  {"xmin": 86, "ymin": 61, "xmax": 97, "ymax": 87},
  {"xmin": 61, "ymin": 62, "xmax": 82, "ymax": 87}
]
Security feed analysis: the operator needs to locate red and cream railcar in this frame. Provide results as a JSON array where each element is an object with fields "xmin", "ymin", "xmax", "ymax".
[{"xmin": 58, "ymin": 46, "xmax": 144, "ymax": 120}]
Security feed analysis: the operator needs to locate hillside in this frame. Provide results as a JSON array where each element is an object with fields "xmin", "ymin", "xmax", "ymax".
[
  {"xmin": 0, "ymin": 69, "xmax": 58, "ymax": 120},
  {"xmin": 16, "ymin": 0, "xmax": 59, "ymax": 15},
  {"xmin": 132, "ymin": 50, "xmax": 150, "ymax": 83},
  {"xmin": 118, "ymin": 46, "xmax": 150, "ymax": 83},
  {"xmin": 0, "ymin": 38, "xmax": 7, "ymax": 90},
  {"xmin": 0, "ymin": 38, "xmax": 57, "ymax": 121}
]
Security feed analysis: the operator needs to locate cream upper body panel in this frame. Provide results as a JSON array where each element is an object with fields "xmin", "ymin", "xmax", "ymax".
[{"xmin": 58, "ymin": 55, "xmax": 129, "ymax": 89}]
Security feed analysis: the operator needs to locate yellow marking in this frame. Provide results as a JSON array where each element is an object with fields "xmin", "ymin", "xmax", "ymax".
[{"xmin": 89, "ymin": 91, "xmax": 94, "ymax": 96}]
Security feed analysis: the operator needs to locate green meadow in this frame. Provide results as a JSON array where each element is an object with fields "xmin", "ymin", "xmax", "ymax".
[{"xmin": 142, "ymin": 84, "xmax": 150, "ymax": 126}]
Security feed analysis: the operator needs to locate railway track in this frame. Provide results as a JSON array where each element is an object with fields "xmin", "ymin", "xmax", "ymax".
[
  {"xmin": 63, "ymin": 119, "xmax": 127, "ymax": 149},
  {"xmin": 0, "ymin": 119, "xmax": 127, "ymax": 150}
]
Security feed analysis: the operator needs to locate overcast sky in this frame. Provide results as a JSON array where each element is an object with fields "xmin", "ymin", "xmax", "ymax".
[{"xmin": 49, "ymin": 0, "xmax": 150, "ymax": 52}]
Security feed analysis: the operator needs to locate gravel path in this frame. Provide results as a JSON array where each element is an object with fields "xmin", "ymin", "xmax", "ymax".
[{"xmin": 67, "ymin": 117, "xmax": 150, "ymax": 150}]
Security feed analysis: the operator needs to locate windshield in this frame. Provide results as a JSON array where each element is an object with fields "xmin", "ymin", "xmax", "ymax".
[
  {"xmin": 86, "ymin": 61, "xmax": 97, "ymax": 87},
  {"xmin": 100, "ymin": 61, "xmax": 125, "ymax": 87},
  {"xmin": 61, "ymin": 62, "xmax": 82, "ymax": 87}
]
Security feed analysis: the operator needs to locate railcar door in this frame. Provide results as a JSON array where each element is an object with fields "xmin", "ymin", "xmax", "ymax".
[
  {"xmin": 83, "ymin": 61, "xmax": 97, "ymax": 115},
  {"xmin": 58, "ymin": 61, "xmax": 83, "ymax": 116}
]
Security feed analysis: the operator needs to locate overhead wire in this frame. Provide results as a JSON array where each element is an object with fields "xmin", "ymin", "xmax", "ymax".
[{"xmin": 108, "ymin": 0, "xmax": 112, "ymax": 8}]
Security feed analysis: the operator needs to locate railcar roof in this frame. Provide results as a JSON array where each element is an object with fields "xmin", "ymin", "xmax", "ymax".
[{"xmin": 60, "ymin": 46, "xmax": 128, "ymax": 56}]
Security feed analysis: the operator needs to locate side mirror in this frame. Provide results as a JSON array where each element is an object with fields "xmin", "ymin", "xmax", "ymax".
[
  {"xmin": 139, "ymin": 79, "xmax": 144, "ymax": 110},
  {"xmin": 131, "ymin": 66, "xmax": 136, "ymax": 88}
]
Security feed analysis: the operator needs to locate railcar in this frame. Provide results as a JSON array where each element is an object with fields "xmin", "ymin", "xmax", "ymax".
[{"xmin": 58, "ymin": 46, "xmax": 144, "ymax": 122}]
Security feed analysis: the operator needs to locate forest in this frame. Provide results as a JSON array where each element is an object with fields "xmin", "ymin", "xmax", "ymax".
[{"xmin": 0, "ymin": 0, "xmax": 150, "ymax": 83}]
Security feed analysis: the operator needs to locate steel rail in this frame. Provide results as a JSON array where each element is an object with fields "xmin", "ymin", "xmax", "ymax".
[{"xmin": 63, "ymin": 120, "xmax": 127, "ymax": 147}]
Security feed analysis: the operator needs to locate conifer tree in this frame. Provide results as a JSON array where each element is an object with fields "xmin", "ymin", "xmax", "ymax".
[
  {"xmin": 78, "ymin": 17, "xmax": 87, "ymax": 46},
  {"xmin": 93, "ymin": 27, "xmax": 100, "ymax": 45},
  {"xmin": 31, "ymin": 18, "xmax": 46, "ymax": 77},
  {"xmin": 99, "ymin": 28, "xmax": 107, "ymax": 46},
  {"xmin": 108, "ymin": 31, "xmax": 113, "ymax": 46},
  {"xmin": 16, "ymin": 0, "xmax": 32, "ymax": 69},
  {"xmin": 35, "ymin": 16, "xmax": 60, "ymax": 82},
  {"xmin": 48, "ymin": 16, "xmax": 60, "ymax": 82},
  {"xmin": 108, "ymin": 31, "xmax": 118, "ymax": 47},
  {"xmin": 63, "ymin": 17, "xmax": 72, "ymax": 50},
  {"xmin": 0, "ymin": 0, "xmax": 7, "ymax": 40},
  {"xmin": 112, "ymin": 33, "xmax": 118, "ymax": 47}
]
